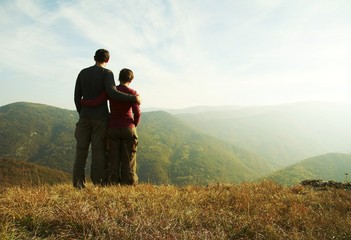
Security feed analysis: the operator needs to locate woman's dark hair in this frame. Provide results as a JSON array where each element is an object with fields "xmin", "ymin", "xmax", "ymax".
[
  {"xmin": 119, "ymin": 68, "xmax": 134, "ymax": 83},
  {"xmin": 94, "ymin": 49, "xmax": 110, "ymax": 63}
]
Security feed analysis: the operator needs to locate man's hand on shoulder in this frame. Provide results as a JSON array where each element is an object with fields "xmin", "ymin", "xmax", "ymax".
[{"xmin": 135, "ymin": 95, "xmax": 142, "ymax": 105}]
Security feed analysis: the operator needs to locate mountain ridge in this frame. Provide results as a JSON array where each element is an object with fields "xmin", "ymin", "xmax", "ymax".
[
  {"xmin": 2, "ymin": 101, "xmax": 349, "ymax": 186},
  {"xmin": 0, "ymin": 102, "xmax": 274, "ymax": 185},
  {"xmin": 176, "ymin": 102, "xmax": 351, "ymax": 167},
  {"xmin": 262, "ymin": 152, "xmax": 351, "ymax": 185}
]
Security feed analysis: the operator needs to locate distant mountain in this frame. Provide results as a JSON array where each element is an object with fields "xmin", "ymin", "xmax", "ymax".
[
  {"xmin": 143, "ymin": 105, "xmax": 244, "ymax": 114},
  {"xmin": 176, "ymin": 102, "xmax": 351, "ymax": 167},
  {"xmin": 137, "ymin": 111, "xmax": 275, "ymax": 185},
  {"xmin": 0, "ymin": 102, "xmax": 274, "ymax": 185},
  {"xmin": 262, "ymin": 153, "xmax": 351, "ymax": 185},
  {"xmin": 0, "ymin": 158, "xmax": 70, "ymax": 187}
]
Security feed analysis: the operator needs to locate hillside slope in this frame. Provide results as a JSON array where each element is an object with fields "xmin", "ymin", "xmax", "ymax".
[
  {"xmin": 177, "ymin": 102, "xmax": 351, "ymax": 167},
  {"xmin": 0, "ymin": 102, "xmax": 77, "ymax": 172},
  {"xmin": 137, "ymin": 111, "xmax": 275, "ymax": 185},
  {"xmin": 0, "ymin": 102, "xmax": 274, "ymax": 185},
  {"xmin": 263, "ymin": 153, "xmax": 351, "ymax": 185},
  {"xmin": 0, "ymin": 158, "xmax": 70, "ymax": 187}
]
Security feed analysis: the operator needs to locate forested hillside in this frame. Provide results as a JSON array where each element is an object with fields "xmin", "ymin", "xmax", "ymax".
[
  {"xmin": 0, "ymin": 102, "xmax": 274, "ymax": 185},
  {"xmin": 137, "ymin": 111, "xmax": 275, "ymax": 185},
  {"xmin": 263, "ymin": 153, "xmax": 351, "ymax": 185},
  {"xmin": 176, "ymin": 102, "xmax": 351, "ymax": 167},
  {"xmin": 0, "ymin": 102, "xmax": 77, "ymax": 171}
]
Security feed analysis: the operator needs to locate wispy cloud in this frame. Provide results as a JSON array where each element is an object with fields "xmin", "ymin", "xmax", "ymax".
[{"xmin": 1, "ymin": 0, "xmax": 351, "ymax": 109}]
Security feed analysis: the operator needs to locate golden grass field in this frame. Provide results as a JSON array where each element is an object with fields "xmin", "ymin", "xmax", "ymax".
[{"xmin": 1, "ymin": 181, "xmax": 351, "ymax": 239}]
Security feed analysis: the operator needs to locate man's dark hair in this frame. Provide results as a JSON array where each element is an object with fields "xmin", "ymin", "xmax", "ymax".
[
  {"xmin": 94, "ymin": 49, "xmax": 110, "ymax": 63},
  {"xmin": 119, "ymin": 68, "xmax": 134, "ymax": 83}
]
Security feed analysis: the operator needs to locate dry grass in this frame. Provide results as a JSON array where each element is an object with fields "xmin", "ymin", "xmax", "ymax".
[{"xmin": 1, "ymin": 181, "xmax": 351, "ymax": 239}]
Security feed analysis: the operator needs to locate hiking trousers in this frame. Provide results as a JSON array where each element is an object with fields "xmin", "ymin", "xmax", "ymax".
[
  {"xmin": 73, "ymin": 118, "xmax": 107, "ymax": 187},
  {"xmin": 107, "ymin": 127, "xmax": 138, "ymax": 185}
]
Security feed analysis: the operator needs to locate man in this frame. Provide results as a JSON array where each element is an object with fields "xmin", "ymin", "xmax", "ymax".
[{"xmin": 73, "ymin": 49, "xmax": 140, "ymax": 189}]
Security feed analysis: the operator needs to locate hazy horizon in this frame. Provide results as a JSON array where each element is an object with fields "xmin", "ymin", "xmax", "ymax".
[
  {"xmin": 1, "ymin": 0, "xmax": 351, "ymax": 110},
  {"xmin": 2, "ymin": 100, "xmax": 351, "ymax": 113}
]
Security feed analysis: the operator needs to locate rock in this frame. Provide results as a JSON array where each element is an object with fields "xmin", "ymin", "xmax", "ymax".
[{"xmin": 300, "ymin": 179, "xmax": 351, "ymax": 190}]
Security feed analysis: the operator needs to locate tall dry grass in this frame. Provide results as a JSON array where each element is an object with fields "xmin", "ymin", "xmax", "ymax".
[{"xmin": 1, "ymin": 181, "xmax": 351, "ymax": 239}]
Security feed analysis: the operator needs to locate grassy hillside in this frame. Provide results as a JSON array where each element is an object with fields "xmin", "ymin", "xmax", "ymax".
[
  {"xmin": 0, "ymin": 158, "xmax": 70, "ymax": 188},
  {"xmin": 177, "ymin": 102, "xmax": 351, "ymax": 167},
  {"xmin": 1, "ymin": 181, "xmax": 351, "ymax": 239},
  {"xmin": 263, "ymin": 153, "xmax": 351, "ymax": 185},
  {"xmin": 0, "ymin": 102, "xmax": 274, "ymax": 185}
]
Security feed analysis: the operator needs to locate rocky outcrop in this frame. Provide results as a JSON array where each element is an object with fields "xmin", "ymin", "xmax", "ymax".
[{"xmin": 300, "ymin": 179, "xmax": 351, "ymax": 190}]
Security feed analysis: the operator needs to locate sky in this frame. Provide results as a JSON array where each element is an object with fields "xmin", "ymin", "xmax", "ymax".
[{"xmin": 1, "ymin": 0, "xmax": 351, "ymax": 110}]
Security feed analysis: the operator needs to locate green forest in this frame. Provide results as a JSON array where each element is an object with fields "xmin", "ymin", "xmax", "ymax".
[
  {"xmin": 1, "ymin": 102, "xmax": 351, "ymax": 187},
  {"xmin": 0, "ymin": 102, "xmax": 273, "ymax": 186},
  {"xmin": 264, "ymin": 153, "xmax": 351, "ymax": 185}
]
